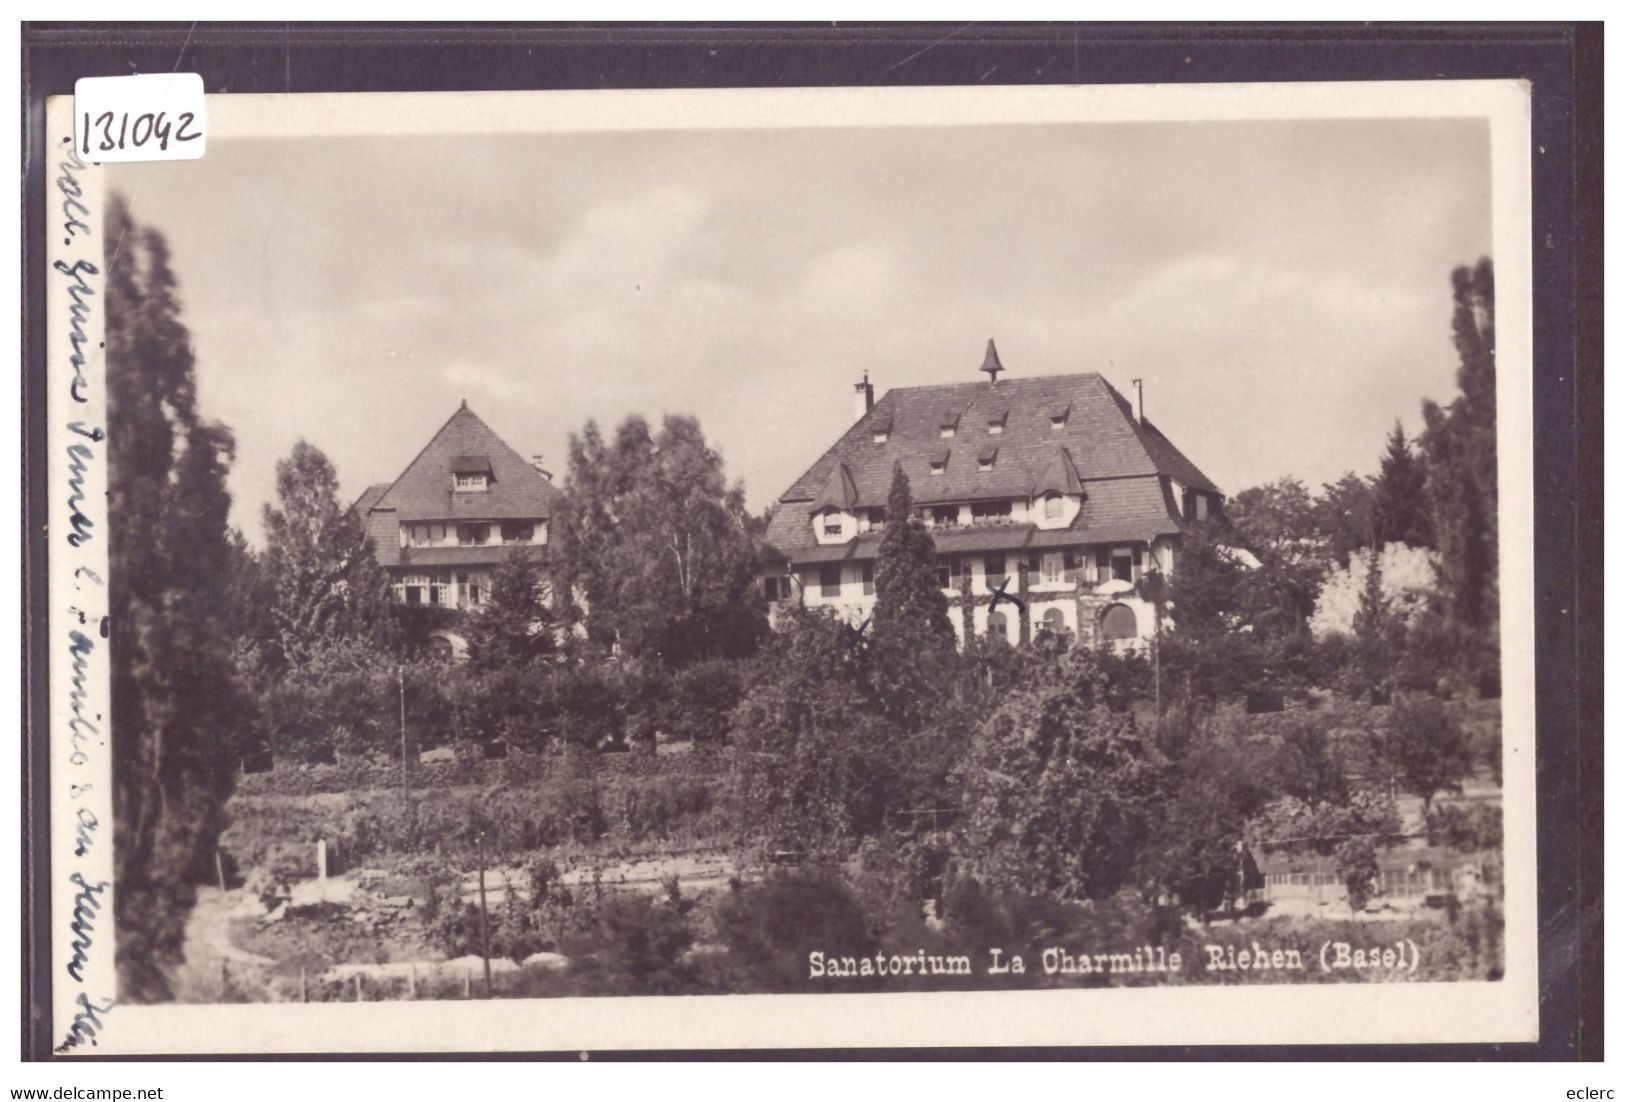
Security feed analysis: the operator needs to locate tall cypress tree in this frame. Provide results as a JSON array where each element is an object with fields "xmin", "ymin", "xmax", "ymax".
[
  {"xmin": 870, "ymin": 464, "xmax": 965, "ymax": 814},
  {"xmin": 870, "ymin": 465, "xmax": 954, "ymax": 734},
  {"xmin": 105, "ymin": 198, "xmax": 245, "ymax": 1000},
  {"xmin": 1371, "ymin": 422, "xmax": 1433, "ymax": 549},
  {"xmin": 1421, "ymin": 259, "xmax": 1498, "ymax": 663}
]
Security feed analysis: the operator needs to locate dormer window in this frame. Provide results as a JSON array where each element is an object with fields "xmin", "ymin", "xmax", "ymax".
[
  {"xmin": 987, "ymin": 409, "xmax": 1008, "ymax": 434},
  {"xmin": 939, "ymin": 426, "xmax": 955, "ymax": 439},
  {"xmin": 1043, "ymin": 492, "xmax": 1064, "ymax": 522},
  {"xmin": 1047, "ymin": 401, "xmax": 1071, "ymax": 430},
  {"xmin": 978, "ymin": 447, "xmax": 998, "ymax": 472},
  {"xmin": 821, "ymin": 509, "xmax": 845, "ymax": 538},
  {"xmin": 451, "ymin": 454, "xmax": 494, "ymax": 491},
  {"xmin": 873, "ymin": 430, "xmax": 889, "ymax": 444},
  {"xmin": 938, "ymin": 410, "xmax": 961, "ymax": 438},
  {"xmin": 870, "ymin": 414, "xmax": 892, "ymax": 445}
]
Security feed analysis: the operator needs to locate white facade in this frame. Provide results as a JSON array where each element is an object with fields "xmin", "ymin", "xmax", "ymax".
[{"xmin": 780, "ymin": 544, "xmax": 1166, "ymax": 650}]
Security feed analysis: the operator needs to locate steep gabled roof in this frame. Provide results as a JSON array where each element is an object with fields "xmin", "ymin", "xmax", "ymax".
[
  {"xmin": 776, "ymin": 371, "xmax": 1217, "ymax": 510},
  {"xmin": 371, "ymin": 402, "xmax": 565, "ymax": 523},
  {"xmin": 764, "ymin": 365, "xmax": 1218, "ymax": 564}
]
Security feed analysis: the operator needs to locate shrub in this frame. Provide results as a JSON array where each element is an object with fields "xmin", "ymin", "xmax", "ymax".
[
  {"xmin": 563, "ymin": 894, "xmax": 695, "ymax": 996},
  {"xmin": 550, "ymin": 667, "xmax": 622, "ymax": 750},
  {"xmin": 616, "ymin": 775, "xmax": 719, "ymax": 842},
  {"xmin": 665, "ymin": 659, "xmax": 744, "ymax": 745},
  {"xmin": 711, "ymin": 869, "xmax": 880, "ymax": 993},
  {"xmin": 1426, "ymin": 802, "xmax": 1502, "ymax": 852},
  {"xmin": 612, "ymin": 662, "xmax": 671, "ymax": 752},
  {"xmin": 1335, "ymin": 837, "xmax": 1380, "ymax": 913},
  {"xmin": 547, "ymin": 751, "xmax": 608, "ymax": 844}
]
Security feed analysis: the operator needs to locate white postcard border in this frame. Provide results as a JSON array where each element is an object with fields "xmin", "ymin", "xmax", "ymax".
[{"xmin": 44, "ymin": 77, "xmax": 1538, "ymax": 1054}]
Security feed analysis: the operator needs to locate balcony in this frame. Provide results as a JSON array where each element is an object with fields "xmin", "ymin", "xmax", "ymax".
[{"xmin": 923, "ymin": 514, "xmax": 1019, "ymax": 531}]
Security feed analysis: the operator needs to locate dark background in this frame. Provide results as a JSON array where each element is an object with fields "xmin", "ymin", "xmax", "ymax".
[{"xmin": 21, "ymin": 21, "xmax": 1602, "ymax": 1062}]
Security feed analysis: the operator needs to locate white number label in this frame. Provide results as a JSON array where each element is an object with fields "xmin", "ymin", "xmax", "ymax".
[{"xmin": 73, "ymin": 73, "xmax": 205, "ymax": 163}]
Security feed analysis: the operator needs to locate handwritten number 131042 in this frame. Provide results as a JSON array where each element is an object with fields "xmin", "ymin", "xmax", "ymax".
[{"xmin": 80, "ymin": 110, "xmax": 201, "ymax": 155}]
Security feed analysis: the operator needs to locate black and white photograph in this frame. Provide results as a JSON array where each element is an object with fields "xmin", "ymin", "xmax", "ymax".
[{"xmin": 40, "ymin": 75, "xmax": 1542, "ymax": 1055}]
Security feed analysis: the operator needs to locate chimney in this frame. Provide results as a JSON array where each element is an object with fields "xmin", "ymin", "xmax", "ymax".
[
  {"xmin": 530, "ymin": 454, "xmax": 553, "ymax": 482},
  {"xmin": 1132, "ymin": 378, "xmax": 1145, "ymax": 424},
  {"xmin": 853, "ymin": 371, "xmax": 875, "ymax": 421}
]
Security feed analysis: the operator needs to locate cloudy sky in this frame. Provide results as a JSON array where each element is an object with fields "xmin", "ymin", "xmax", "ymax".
[{"xmin": 111, "ymin": 117, "xmax": 1491, "ymax": 541}]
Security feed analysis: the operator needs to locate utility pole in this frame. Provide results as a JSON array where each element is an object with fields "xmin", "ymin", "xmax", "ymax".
[
  {"xmin": 399, "ymin": 664, "xmax": 408, "ymax": 796},
  {"xmin": 477, "ymin": 830, "xmax": 493, "ymax": 998},
  {"xmin": 1153, "ymin": 574, "xmax": 1163, "ymax": 740},
  {"xmin": 1147, "ymin": 541, "xmax": 1163, "ymax": 741},
  {"xmin": 1153, "ymin": 615, "xmax": 1162, "ymax": 738}
]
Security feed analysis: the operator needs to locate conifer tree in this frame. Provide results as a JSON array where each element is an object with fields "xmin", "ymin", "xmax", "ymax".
[
  {"xmin": 1371, "ymin": 422, "xmax": 1433, "ymax": 548},
  {"xmin": 868, "ymin": 464, "xmax": 967, "ymax": 803},
  {"xmin": 105, "ymin": 198, "xmax": 245, "ymax": 1000},
  {"xmin": 871, "ymin": 464, "xmax": 954, "ymax": 651},
  {"xmin": 465, "ymin": 547, "xmax": 555, "ymax": 672},
  {"xmin": 1423, "ymin": 259, "xmax": 1497, "ymax": 628},
  {"xmin": 1420, "ymin": 258, "xmax": 1498, "ymax": 687},
  {"xmin": 1352, "ymin": 547, "xmax": 1392, "ymax": 700}
]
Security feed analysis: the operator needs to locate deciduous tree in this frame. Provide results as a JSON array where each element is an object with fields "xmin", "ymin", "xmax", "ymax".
[
  {"xmin": 1313, "ymin": 471, "xmax": 1376, "ymax": 567},
  {"xmin": 261, "ymin": 440, "xmax": 394, "ymax": 666},
  {"xmin": 727, "ymin": 609, "xmax": 901, "ymax": 854},
  {"xmin": 957, "ymin": 651, "xmax": 1164, "ymax": 900},
  {"xmin": 1380, "ymin": 694, "xmax": 1473, "ymax": 814},
  {"xmin": 556, "ymin": 414, "xmax": 765, "ymax": 666}
]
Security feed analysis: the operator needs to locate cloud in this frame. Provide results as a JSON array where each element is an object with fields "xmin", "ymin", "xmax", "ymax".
[{"xmin": 116, "ymin": 122, "xmax": 1489, "ymax": 540}]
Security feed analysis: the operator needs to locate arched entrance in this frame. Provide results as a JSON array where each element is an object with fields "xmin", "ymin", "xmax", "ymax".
[{"xmin": 1100, "ymin": 603, "xmax": 1139, "ymax": 642}]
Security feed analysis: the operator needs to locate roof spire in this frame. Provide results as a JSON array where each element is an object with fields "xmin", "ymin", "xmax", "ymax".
[{"xmin": 979, "ymin": 338, "xmax": 1004, "ymax": 384}]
